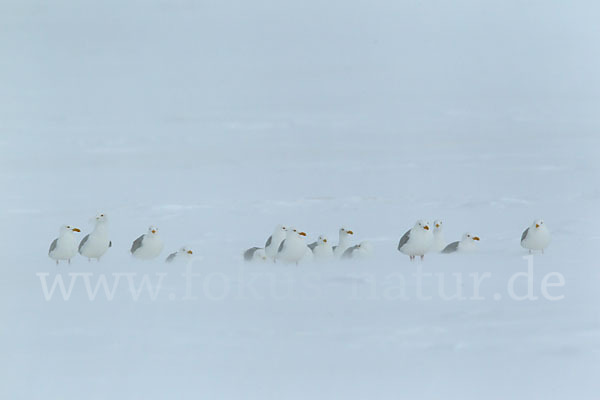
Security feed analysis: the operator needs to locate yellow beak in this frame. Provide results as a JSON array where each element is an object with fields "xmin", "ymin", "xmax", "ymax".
[
  {"xmin": 347, "ymin": 230, "xmax": 354, "ymax": 235},
  {"xmin": 473, "ymin": 236, "xmax": 480, "ymax": 241},
  {"xmin": 424, "ymin": 226, "xmax": 429, "ymax": 230},
  {"xmin": 535, "ymin": 224, "xmax": 540, "ymax": 228},
  {"xmin": 299, "ymin": 232, "xmax": 307, "ymax": 236},
  {"xmin": 323, "ymin": 238, "xmax": 327, "ymax": 243},
  {"xmin": 187, "ymin": 250, "xmax": 193, "ymax": 254},
  {"xmin": 72, "ymin": 228, "xmax": 81, "ymax": 232}
]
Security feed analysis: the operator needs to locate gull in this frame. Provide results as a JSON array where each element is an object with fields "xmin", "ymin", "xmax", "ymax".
[
  {"xmin": 166, "ymin": 247, "xmax": 194, "ymax": 263},
  {"xmin": 264, "ymin": 225, "xmax": 287, "ymax": 261},
  {"xmin": 431, "ymin": 219, "xmax": 447, "ymax": 253},
  {"xmin": 277, "ymin": 228, "xmax": 308, "ymax": 265},
  {"xmin": 49, "ymin": 225, "xmax": 81, "ymax": 264},
  {"xmin": 310, "ymin": 235, "xmax": 334, "ymax": 261},
  {"xmin": 243, "ymin": 247, "xmax": 268, "ymax": 262},
  {"xmin": 78, "ymin": 213, "xmax": 112, "ymax": 261},
  {"xmin": 442, "ymin": 233, "xmax": 481, "ymax": 253},
  {"xmin": 333, "ymin": 227, "xmax": 354, "ymax": 258},
  {"xmin": 341, "ymin": 241, "xmax": 374, "ymax": 260},
  {"xmin": 397, "ymin": 220, "xmax": 434, "ymax": 261},
  {"xmin": 521, "ymin": 219, "xmax": 551, "ymax": 253},
  {"xmin": 130, "ymin": 226, "xmax": 164, "ymax": 260}
]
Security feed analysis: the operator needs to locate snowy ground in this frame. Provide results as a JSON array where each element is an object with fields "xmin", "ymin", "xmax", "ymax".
[{"xmin": 2, "ymin": 1, "xmax": 600, "ymax": 399}]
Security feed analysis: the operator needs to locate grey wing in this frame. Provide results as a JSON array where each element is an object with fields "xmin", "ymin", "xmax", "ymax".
[
  {"xmin": 521, "ymin": 228, "xmax": 529, "ymax": 242},
  {"xmin": 278, "ymin": 240, "xmax": 286, "ymax": 253},
  {"xmin": 78, "ymin": 234, "xmax": 90, "ymax": 253},
  {"xmin": 308, "ymin": 241, "xmax": 318, "ymax": 251},
  {"xmin": 243, "ymin": 247, "xmax": 260, "ymax": 261},
  {"xmin": 342, "ymin": 245, "xmax": 359, "ymax": 259},
  {"xmin": 48, "ymin": 239, "xmax": 58, "ymax": 255},
  {"xmin": 397, "ymin": 230, "xmax": 411, "ymax": 251},
  {"xmin": 265, "ymin": 236, "xmax": 272, "ymax": 248},
  {"xmin": 442, "ymin": 241, "xmax": 460, "ymax": 253},
  {"xmin": 165, "ymin": 252, "xmax": 177, "ymax": 263},
  {"xmin": 130, "ymin": 235, "xmax": 144, "ymax": 254}
]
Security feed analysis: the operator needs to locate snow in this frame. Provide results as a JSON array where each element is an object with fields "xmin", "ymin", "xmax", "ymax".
[{"xmin": 1, "ymin": 0, "xmax": 600, "ymax": 399}]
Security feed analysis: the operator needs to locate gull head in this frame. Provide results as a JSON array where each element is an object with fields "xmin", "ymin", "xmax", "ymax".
[
  {"xmin": 61, "ymin": 225, "xmax": 81, "ymax": 234},
  {"xmin": 339, "ymin": 227, "xmax": 354, "ymax": 237},
  {"xmin": 148, "ymin": 226, "xmax": 159, "ymax": 235},
  {"xmin": 532, "ymin": 219, "xmax": 545, "ymax": 230},
  {"xmin": 414, "ymin": 220, "xmax": 430, "ymax": 231},
  {"xmin": 462, "ymin": 232, "xmax": 480, "ymax": 242}
]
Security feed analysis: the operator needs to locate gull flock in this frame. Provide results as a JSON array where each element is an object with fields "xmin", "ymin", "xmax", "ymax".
[{"xmin": 48, "ymin": 214, "xmax": 552, "ymax": 265}]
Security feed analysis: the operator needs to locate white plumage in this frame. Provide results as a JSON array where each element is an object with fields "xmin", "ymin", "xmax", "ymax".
[
  {"xmin": 521, "ymin": 219, "xmax": 551, "ymax": 253},
  {"xmin": 78, "ymin": 213, "xmax": 111, "ymax": 261},
  {"xmin": 130, "ymin": 226, "xmax": 164, "ymax": 260},
  {"xmin": 397, "ymin": 220, "xmax": 434, "ymax": 260},
  {"xmin": 48, "ymin": 225, "xmax": 81, "ymax": 264},
  {"xmin": 431, "ymin": 219, "xmax": 447, "ymax": 253}
]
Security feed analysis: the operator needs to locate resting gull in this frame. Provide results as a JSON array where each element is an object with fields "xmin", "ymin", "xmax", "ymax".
[
  {"xmin": 333, "ymin": 227, "xmax": 354, "ymax": 258},
  {"xmin": 130, "ymin": 226, "xmax": 164, "ymax": 260},
  {"xmin": 166, "ymin": 246, "xmax": 193, "ymax": 263},
  {"xmin": 431, "ymin": 219, "xmax": 447, "ymax": 253},
  {"xmin": 442, "ymin": 233, "xmax": 480, "ymax": 253}
]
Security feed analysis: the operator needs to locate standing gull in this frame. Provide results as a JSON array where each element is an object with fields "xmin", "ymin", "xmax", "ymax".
[
  {"xmin": 48, "ymin": 225, "xmax": 81, "ymax": 264},
  {"xmin": 333, "ymin": 227, "xmax": 354, "ymax": 258},
  {"xmin": 276, "ymin": 228, "xmax": 308, "ymax": 265},
  {"xmin": 78, "ymin": 213, "xmax": 112, "ymax": 261},
  {"xmin": 521, "ymin": 219, "xmax": 551, "ymax": 253},
  {"xmin": 130, "ymin": 226, "xmax": 164, "ymax": 260},
  {"xmin": 166, "ymin": 247, "xmax": 193, "ymax": 263},
  {"xmin": 431, "ymin": 219, "xmax": 447, "ymax": 253},
  {"xmin": 397, "ymin": 220, "xmax": 434, "ymax": 261},
  {"xmin": 442, "ymin": 233, "xmax": 480, "ymax": 253},
  {"xmin": 264, "ymin": 225, "xmax": 287, "ymax": 261}
]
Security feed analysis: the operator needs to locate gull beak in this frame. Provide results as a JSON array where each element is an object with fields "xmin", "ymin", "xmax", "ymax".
[
  {"xmin": 473, "ymin": 236, "xmax": 480, "ymax": 241},
  {"xmin": 347, "ymin": 230, "xmax": 354, "ymax": 235},
  {"xmin": 435, "ymin": 224, "xmax": 440, "ymax": 228},
  {"xmin": 299, "ymin": 232, "xmax": 307, "ymax": 236},
  {"xmin": 72, "ymin": 228, "xmax": 81, "ymax": 232},
  {"xmin": 187, "ymin": 250, "xmax": 193, "ymax": 255},
  {"xmin": 535, "ymin": 224, "xmax": 540, "ymax": 228},
  {"xmin": 424, "ymin": 226, "xmax": 429, "ymax": 230},
  {"xmin": 323, "ymin": 238, "xmax": 327, "ymax": 243},
  {"xmin": 152, "ymin": 230, "xmax": 157, "ymax": 234}
]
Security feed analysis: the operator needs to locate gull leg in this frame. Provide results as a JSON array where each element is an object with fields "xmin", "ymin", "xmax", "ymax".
[
  {"xmin": 88, "ymin": 258, "xmax": 91, "ymax": 262},
  {"xmin": 56, "ymin": 260, "xmax": 58, "ymax": 265},
  {"xmin": 68, "ymin": 258, "xmax": 71, "ymax": 264},
  {"xmin": 420, "ymin": 255, "xmax": 424, "ymax": 261}
]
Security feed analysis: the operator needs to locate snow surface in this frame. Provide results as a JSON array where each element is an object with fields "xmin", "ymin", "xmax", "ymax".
[{"xmin": 1, "ymin": 0, "xmax": 600, "ymax": 399}]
